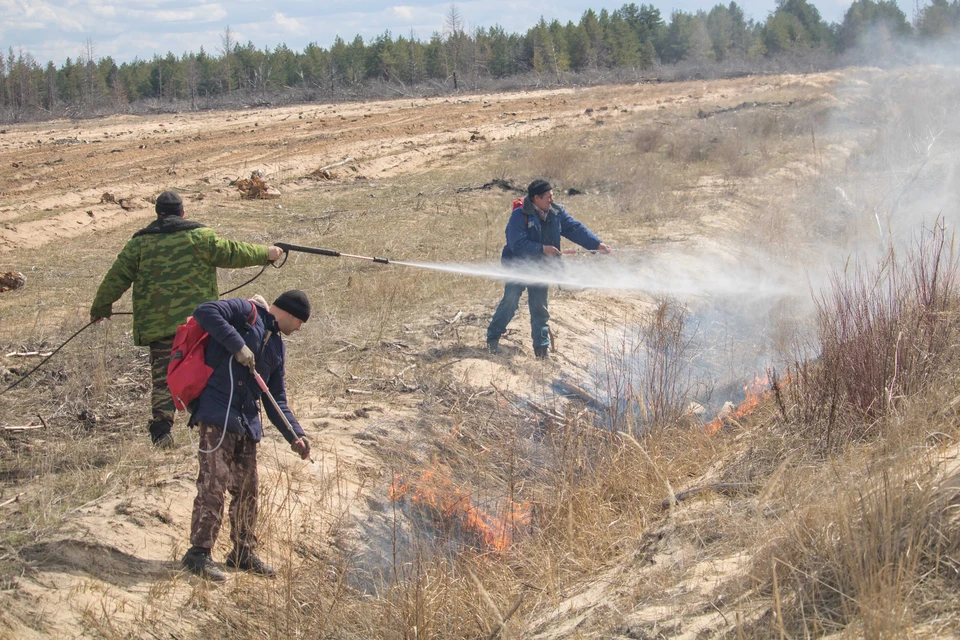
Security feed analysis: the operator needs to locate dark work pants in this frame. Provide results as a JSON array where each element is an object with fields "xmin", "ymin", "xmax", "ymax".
[
  {"xmin": 486, "ymin": 282, "xmax": 550, "ymax": 348},
  {"xmin": 189, "ymin": 422, "xmax": 259, "ymax": 552},
  {"xmin": 148, "ymin": 337, "xmax": 176, "ymax": 435}
]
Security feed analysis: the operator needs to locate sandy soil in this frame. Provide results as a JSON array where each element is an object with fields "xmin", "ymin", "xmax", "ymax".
[
  {"xmin": 1, "ymin": 72, "xmax": 842, "ymax": 250},
  {"xmin": 0, "ymin": 69, "xmax": 873, "ymax": 639}
]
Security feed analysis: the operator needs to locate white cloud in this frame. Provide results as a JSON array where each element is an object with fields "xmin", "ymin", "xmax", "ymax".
[
  {"xmin": 273, "ymin": 11, "xmax": 306, "ymax": 34},
  {"xmin": 391, "ymin": 6, "xmax": 415, "ymax": 21},
  {"xmin": 0, "ymin": 0, "xmax": 88, "ymax": 34},
  {"xmin": 88, "ymin": 0, "xmax": 117, "ymax": 18},
  {"xmin": 138, "ymin": 4, "xmax": 228, "ymax": 24}
]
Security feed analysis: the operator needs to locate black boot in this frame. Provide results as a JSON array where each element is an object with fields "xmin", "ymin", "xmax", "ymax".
[
  {"xmin": 486, "ymin": 338, "xmax": 502, "ymax": 355},
  {"xmin": 182, "ymin": 546, "xmax": 226, "ymax": 581},
  {"xmin": 149, "ymin": 420, "xmax": 174, "ymax": 449},
  {"xmin": 226, "ymin": 547, "xmax": 276, "ymax": 578},
  {"xmin": 534, "ymin": 345, "xmax": 550, "ymax": 360}
]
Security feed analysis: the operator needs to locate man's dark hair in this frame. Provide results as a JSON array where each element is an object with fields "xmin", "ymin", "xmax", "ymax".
[{"xmin": 527, "ymin": 179, "xmax": 552, "ymax": 199}]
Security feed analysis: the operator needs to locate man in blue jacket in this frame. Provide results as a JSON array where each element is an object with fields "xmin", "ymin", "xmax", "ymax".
[
  {"xmin": 181, "ymin": 290, "xmax": 312, "ymax": 581},
  {"xmin": 486, "ymin": 179, "xmax": 611, "ymax": 359}
]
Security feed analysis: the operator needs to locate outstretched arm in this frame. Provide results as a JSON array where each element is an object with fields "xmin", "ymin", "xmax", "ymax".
[
  {"xmin": 557, "ymin": 208, "xmax": 602, "ymax": 251},
  {"xmin": 203, "ymin": 232, "xmax": 272, "ymax": 269}
]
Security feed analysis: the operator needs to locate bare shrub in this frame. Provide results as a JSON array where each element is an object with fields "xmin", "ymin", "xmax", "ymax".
[
  {"xmin": 665, "ymin": 128, "xmax": 715, "ymax": 165},
  {"xmin": 714, "ymin": 133, "xmax": 760, "ymax": 179},
  {"xmin": 525, "ymin": 139, "xmax": 580, "ymax": 187},
  {"xmin": 779, "ymin": 221, "xmax": 960, "ymax": 451},
  {"xmin": 634, "ymin": 126, "xmax": 665, "ymax": 154}
]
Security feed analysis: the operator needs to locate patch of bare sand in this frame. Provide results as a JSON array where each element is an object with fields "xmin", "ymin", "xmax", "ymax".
[{"xmin": 0, "ymin": 421, "xmax": 392, "ymax": 639}]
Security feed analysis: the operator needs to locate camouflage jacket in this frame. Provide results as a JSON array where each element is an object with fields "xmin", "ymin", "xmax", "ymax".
[{"xmin": 90, "ymin": 217, "xmax": 269, "ymax": 345}]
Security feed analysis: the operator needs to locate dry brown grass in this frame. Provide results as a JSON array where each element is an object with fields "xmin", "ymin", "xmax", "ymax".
[{"xmin": 3, "ymin": 67, "xmax": 960, "ymax": 639}]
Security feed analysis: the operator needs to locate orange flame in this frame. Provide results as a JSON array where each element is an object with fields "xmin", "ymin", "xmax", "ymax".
[
  {"xmin": 389, "ymin": 465, "xmax": 530, "ymax": 551},
  {"xmin": 704, "ymin": 372, "xmax": 771, "ymax": 436}
]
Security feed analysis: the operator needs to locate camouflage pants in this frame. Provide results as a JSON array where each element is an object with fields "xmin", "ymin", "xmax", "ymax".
[
  {"xmin": 148, "ymin": 337, "xmax": 176, "ymax": 431},
  {"xmin": 189, "ymin": 422, "xmax": 259, "ymax": 552}
]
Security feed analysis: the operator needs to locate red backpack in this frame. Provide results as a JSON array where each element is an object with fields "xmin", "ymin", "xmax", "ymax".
[{"xmin": 167, "ymin": 301, "xmax": 258, "ymax": 412}]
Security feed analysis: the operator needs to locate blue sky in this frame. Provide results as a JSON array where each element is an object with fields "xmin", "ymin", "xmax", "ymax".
[{"xmin": 1, "ymin": 0, "xmax": 918, "ymax": 67}]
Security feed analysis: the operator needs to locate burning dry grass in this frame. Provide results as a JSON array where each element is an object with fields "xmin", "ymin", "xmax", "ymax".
[
  {"xmin": 704, "ymin": 224, "xmax": 960, "ymax": 638},
  {"xmin": 389, "ymin": 463, "xmax": 530, "ymax": 552}
]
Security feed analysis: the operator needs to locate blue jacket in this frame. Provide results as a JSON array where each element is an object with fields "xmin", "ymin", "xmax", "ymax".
[
  {"xmin": 189, "ymin": 297, "xmax": 305, "ymax": 444},
  {"xmin": 500, "ymin": 197, "xmax": 601, "ymax": 264}
]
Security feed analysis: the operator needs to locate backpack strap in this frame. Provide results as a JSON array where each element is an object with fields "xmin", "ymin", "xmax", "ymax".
[{"xmin": 244, "ymin": 299, "xmax": 258, "ymax": 328}]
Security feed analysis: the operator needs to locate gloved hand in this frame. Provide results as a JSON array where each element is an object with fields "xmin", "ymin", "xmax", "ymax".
[
  {"xmin": 291, "ymin": 436, "xmax": 311, "ymax": 460},
  {"xmin": 235, "ymin": 345, "xmax": 256, "ymax": 371}
]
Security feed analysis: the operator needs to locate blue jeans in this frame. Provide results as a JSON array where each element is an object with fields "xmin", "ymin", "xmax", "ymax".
[{"xmin": 487, "ymin": 282, "xmax": 550, "ymax": 348}]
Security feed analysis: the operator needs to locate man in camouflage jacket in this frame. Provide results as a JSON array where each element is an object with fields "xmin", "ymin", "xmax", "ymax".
[{"xmin": 90, "ymin": 191, "xmax": 283, "ymax": 447}]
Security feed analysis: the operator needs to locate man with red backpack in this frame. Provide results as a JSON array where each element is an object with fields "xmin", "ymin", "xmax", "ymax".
[
  {"xmin": 486, "ymin": 179, "xmax": 611, "ymax": 359},
  {"xmin": 180, "ymin": 290, "xmax": 311, "ymax": 581}
]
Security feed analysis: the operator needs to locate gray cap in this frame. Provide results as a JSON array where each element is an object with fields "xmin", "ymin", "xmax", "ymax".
[{"xmin": 155, "ymin": 190, "xmax": 183, "ymax": 216}]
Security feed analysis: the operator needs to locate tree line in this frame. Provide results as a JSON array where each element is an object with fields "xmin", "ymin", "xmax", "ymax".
[{"xmin": 2, "ymin": 0, "xmax": 958, "ymax": 122}]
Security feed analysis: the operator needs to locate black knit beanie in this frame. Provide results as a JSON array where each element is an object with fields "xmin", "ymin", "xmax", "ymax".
[
  {"xmin": 155, "ymin": 190, "xmax": 184, "ymax": 216},
  {"xmin": 273, "ymin": 290, "xmax": 311, "ymax": 322},
  {"xmin": 527, "ymin": 179, "xmax": 552, "ymax": 199}
]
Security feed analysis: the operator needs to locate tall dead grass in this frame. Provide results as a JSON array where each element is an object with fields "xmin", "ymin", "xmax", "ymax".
[
  {"xmin": 723, "ymin": 221, "xmax": 960, "ymax": 638},
  {"xmin": 777, "ymin": 221, "xmax": 960, "ymax": 452}
]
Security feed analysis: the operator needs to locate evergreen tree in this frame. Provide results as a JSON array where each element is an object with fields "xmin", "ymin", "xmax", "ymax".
[
  {"xmin": 271, "ymin": 43, "xmax": 301, "ymax": 88},
  {"xmin": 915, "ymin": 0, "xmax": 960, "ymax": 37},
  {"xmin": 424, "ymin": 33, "xmax": 447, "ymax": 79},
  {"xmin": 301, "ymin": 42, "xmax": 330, "ymax": 88},
  {"xmin": 565, "ymin": 21, "xmax": 592, "ymax": 71},
  {"xmin": 483, "ymin": 25, "xmax": 522, "ymax": 77},
  {"xmin": 661, "ymin": 11, "xmax": 694, "ymax": 63},
  {"xmin": 605, "ymin": 12, "xmax": 643, "ymax": 66},
  {"xmin": 838, "ymin": 0, "xmax": 910, "ymax": 51},
  {"xmin": 727, "ymin": 2, "xmax": 756, "ymax": 56},
  {"xmin": 580, "ymin": 9, "xmax": 606, "ymax": 68},
  {"xmin": 367, "ymin": 31, "xmax": 395, "ymax": 81},
  {"xmin": 58, "ymin": 57, "xmax": 82, "ymax": 104},
  {"xmin": 774, "ymin": 0, "xmax": 833, "ymax": 46},
  {"xmin": 707, "ymin": 4, "xmax": 736, "ymax": 60},
  {"xmin": 762, "ymin": 11, "xmax": 810, "ymax": 54}
]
